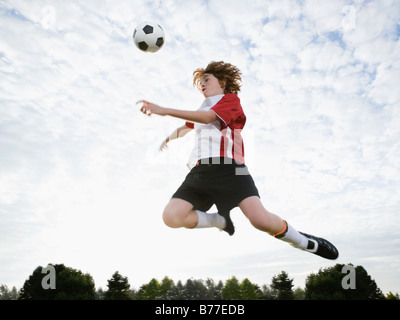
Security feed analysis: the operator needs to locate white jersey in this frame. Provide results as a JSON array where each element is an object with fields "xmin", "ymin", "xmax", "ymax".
[{"xmin": 185, "ymin": 94, "xmax": 246, "ymax": 169}]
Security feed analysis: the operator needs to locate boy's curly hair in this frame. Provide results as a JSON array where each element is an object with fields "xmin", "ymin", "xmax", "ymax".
[{"xmin": 193, "ymin": 61, "xmax": 242, "ymax": 94}]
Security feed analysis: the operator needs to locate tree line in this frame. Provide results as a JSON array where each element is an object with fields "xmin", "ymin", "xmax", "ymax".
[{"xmin": 1, "ymin": 263, "xmax": 398, "ymax": 300}]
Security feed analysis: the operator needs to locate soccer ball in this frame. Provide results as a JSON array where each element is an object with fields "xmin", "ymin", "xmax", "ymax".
[{"xmin": 133, "ymin": 21, "xmax": 165, "ymax": 53}]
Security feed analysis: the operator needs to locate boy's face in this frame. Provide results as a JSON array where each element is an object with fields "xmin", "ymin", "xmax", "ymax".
[{"xmin": 200, "ymin": 73, "xmax": 225, "ymax": 98}]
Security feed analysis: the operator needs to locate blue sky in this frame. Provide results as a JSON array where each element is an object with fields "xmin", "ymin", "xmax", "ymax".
[{"xmin": 1, "ymin": 0, "xmax": 399, "ymax": 295}]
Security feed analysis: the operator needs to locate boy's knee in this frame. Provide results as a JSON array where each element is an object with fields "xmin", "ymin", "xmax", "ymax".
[{"xmin": 162, "ymin": 207, "xmax": 183, "ymax": 228}]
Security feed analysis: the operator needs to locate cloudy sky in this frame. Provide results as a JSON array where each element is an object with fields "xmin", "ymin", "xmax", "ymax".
[{"xmin": 1, "ymin": 0, "xmax": 399, "ymax": 295}]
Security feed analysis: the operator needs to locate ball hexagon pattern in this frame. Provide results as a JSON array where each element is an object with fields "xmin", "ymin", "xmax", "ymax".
[{"xmin": 133, "ymin": 21, "xmax": 165, "ymax": 53}]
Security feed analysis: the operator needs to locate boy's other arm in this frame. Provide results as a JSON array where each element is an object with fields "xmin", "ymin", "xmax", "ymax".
[{"xmin": 160, "ymin": 124, "xmax": 193, "ymax": 151}]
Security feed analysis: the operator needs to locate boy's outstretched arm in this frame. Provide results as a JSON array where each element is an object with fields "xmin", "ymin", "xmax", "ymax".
[{"xmin": 138, "ymin": 100, "xmax": 217, "ymax": 124}]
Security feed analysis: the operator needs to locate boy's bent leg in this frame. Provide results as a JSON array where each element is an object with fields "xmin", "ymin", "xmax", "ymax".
[
  {"xmin": 163, "ymin": 198, "xmax": 226, "ymax": 230},
  {"xmin": 163, "ymin": 198, "xmax": 198, "ymax": 229}
]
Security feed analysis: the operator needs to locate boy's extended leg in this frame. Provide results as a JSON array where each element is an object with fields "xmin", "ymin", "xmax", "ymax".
[{"xmin": 239, "ymin": 196, "xmax": 339, "ymax": 260}]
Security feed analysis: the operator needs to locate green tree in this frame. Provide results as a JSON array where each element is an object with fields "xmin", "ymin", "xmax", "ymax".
[
  {"xmin": 385, "ymin": 292, "xmax": 399, "ymax": 300},
  {"xmin": 293, "ymin": 287, "xmax": 305, "ymax": 300},
  {"xmin": 270, "ymin": 271, "xmax": 294, "ymax": 300},
  {"xmin": 136, "ymin": 278, "xmax": 161, "ymax": 300},
  {"xmin": 305, "ymin": 263, "xmax": 384, "ymax": 300},
  {"xmin": 0, "ymin": 285, "xmax": 18, "ymax": 300},
  {"xmin": 95, "ymin": 287, "xmax": 105, "ymax": 300},
  {"xmin": 159, "ymin": 276, "xmax": 175, "ymax": 299},
  {"xmin": 184, "ymin": 279, "xmax": 209, "ymax": 300},
  {"xmin": 167, "ymin": 280, "xmax": 185, "ymax": 300},
  {"xmin": 205, "ymin": 278, "xmax": 223, "ymax": 300},
  {"xmin": 259, "ymin": 284, "xmax": 274, "ymax": 300},
  {"xmin": 104, "ymin": 271, "xmax": 132, "ymax": 300},
  {"xmin": 19, "ymin": 264, "xmax": 95, "ymax": 300},
  {"xmin": 221, "ymin": 276, "xmax": 241, "ymax": 300},
  {"xmin": 239, "ymin": 278, "xmax": 258, "ymax": 300}
]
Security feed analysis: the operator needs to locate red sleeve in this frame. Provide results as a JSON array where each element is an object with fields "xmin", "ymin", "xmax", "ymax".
[
  {"xmin": 211, "ymin": 94, "xmax": 243, "ymax": 126},
  {"xmin": 185, "ymin": 121, "xmax": 195, "ymax": 129}
]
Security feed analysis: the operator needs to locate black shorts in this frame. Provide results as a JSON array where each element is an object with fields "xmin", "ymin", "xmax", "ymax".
[{"xmin": 172, "ymin": 157, "xmax": 260, "ymax": 213}]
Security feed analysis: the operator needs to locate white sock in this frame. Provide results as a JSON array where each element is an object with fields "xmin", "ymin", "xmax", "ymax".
[
  {"xmin": 195, "ymin": 210, "xmax": 226, "ymax": 230},
  {"xmin": 275, "ymin": 221, "xmax": 308, "ymax": 250}
]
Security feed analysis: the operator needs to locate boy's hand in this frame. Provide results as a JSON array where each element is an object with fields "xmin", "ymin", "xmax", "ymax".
[
  {"xmin": 137, "ymin": 100, "xmax": 167, "ymax": 116},
  {"xmin": 159, "ymin": 138, "xmax": 169, "ymax": 151}
]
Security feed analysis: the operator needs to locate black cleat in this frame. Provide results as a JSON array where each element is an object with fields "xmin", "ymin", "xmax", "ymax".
[
  {"xmin": 300, "ymin": 232, "xmax": 339, "ymax": 260},
  {"xmin": 219, "ymin": 211, "xmax": 235, "ymax": 236}
]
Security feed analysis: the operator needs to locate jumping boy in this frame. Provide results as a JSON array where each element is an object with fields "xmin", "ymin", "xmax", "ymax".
[{"xmin": 138, "ymin": 61, "xmax": 338, "ymax": 260}]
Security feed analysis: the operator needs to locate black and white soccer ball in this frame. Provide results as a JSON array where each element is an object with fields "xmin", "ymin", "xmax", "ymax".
[{"xmin": 133, "ymin": 21, "xmax": 165, "ymax": 53}]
